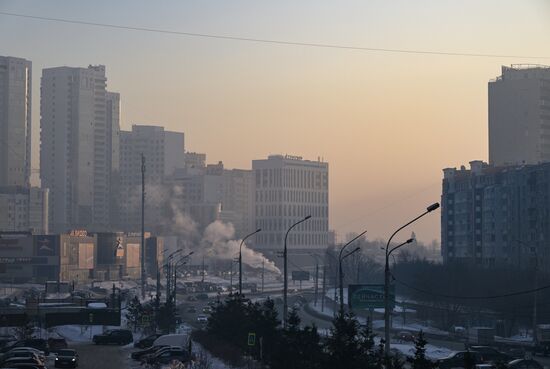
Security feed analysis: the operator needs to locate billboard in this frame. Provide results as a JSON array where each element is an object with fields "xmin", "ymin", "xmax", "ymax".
[
  {"xmin": 292, "ymin": 271, "xmax": 310, "ymax": 281},
  {"xmin": 126, "ymin": 243, "xmax": 140, "ymax": 268},
  {"xmin": 348, "ymin": 284, "xmax": 395, "ymax": 310},
  {"xmin": 78, "ymin": 243, "xmax": 94, "ymax": 269},
  {"xmin": 34, "ymin": 235, "xmax": 59, "ymax": 256}
]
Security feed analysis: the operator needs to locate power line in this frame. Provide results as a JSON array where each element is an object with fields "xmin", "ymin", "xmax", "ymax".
[
  {"xmin": 392, "ymin": 273, "xmax": 550, "ymax": 300},
  {"xmin": 1, "ymin": 11, "xmax": 550, "ymax": 60}
]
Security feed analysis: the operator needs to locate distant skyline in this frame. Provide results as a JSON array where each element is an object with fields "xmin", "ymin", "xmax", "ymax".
[{"xmin": 1, "ymin": 0, "xmax": 549, "ymax": 243}]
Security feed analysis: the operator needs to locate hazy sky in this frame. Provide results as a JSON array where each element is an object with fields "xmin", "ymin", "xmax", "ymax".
[{"xmin": 1, "ymin": 0, "xmax": 549, "ymax": 244}]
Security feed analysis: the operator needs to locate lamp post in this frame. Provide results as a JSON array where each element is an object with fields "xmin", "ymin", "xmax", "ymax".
[
  {"xmin": 339, "ymin": 246, "xmax": 361, "ymax": 312},
  {"xmin": 517, "ymin": 239, "xmax": 539, "ymax": 345},
  {"xmin": 309, "ymin": 253, "xmax": 322, "ymax": 307},
  {"xmin": 172, "ymin": 252, "xmax": 194, "ymax": 306},
  {"xmin": 239, "ymin": 229, "xmax": 261, "ymax": 295},
  {"xmin": 325, "ymin": 251, "xmax": 338, "ymax": 317},
  {"xmin": 384, "ymin": 202, "xmax": 439, "ymax": 357},
  {"xmin": 338, "ymin": 230, "xmax": 367, "ymax": 313},
  {"xmin": 283, "ymin": 215, "xmax": 311, "ymax": 328}
]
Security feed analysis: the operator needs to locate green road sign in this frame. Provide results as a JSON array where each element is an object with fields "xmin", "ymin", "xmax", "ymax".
[
  {"xmin": 348, "ymin": 284, "xmax": 395, "ymax": 309},
  {"xmin": 247, "ymin": 332, "xmax": 256, "ymax": 346}
]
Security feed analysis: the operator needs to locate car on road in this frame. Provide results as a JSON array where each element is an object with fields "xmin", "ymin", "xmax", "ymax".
[
  {"xmin": 468, "ymin": 346, "xmax": 512, "ymax": 363},
  {"xmin": 48, "ymin": 337, "xmax": 68, "ymax": 353},
  {"xmin": 202, "ymin": 306, "xmax": 212, "ymax": 314},
  {"xmin": 197, "ymin": 314, "xmax": 208, "ymax": 323},
  {"xmin": 146, "ymin": 348, "xmax": 190, "ymax": 366},
  {"xmin": 133, "ymin": 334, "xmax": 163, "ymax": 349},
  {"xmin": 186, "ymin": 306, "xmax": 197, "ymax": 313},
  {"xmin": 437, "ymin": 351, "xmax": 483, "ymax": 369},
  {"xmin": 54, "ymin": 349, "xmax": 78, "ymax": 368},
  {"xmin": 508, "ymin": 359, "xmax": 543, "ymax": 369},
  {"xmin": 92, "ymin": 329, "xmax": 133, "ymax": 345},
  {"xmin": 396, "ymin": 331, "xmax": 415, "ymax": 342}
]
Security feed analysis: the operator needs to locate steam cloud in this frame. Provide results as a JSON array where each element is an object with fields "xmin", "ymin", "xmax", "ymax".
[
  {"xmin": 202, "ymin": 221, "xmax": 280, "ymax": 274},
  {"xmin": 163, "ymin": 185, "xmax": 279, "ymax": 274}
]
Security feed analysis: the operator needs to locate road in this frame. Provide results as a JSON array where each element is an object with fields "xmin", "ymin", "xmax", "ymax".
[{"xmin": 43, "ymin": 343, "xmax": 132, "ymax": 369}]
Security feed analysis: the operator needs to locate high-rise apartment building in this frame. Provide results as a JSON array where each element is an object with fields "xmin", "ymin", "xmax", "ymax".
[
  {"xmin": 119, "ymin": 125, "xmax": 185, "ymax": 232},
  {"xmin": 252, "ymin": 155, "xmax": 329, "ymax": 261},
  {"xmin": 0, "ymin": 56, "xmax": 32, "ymax": 187},
  {"xmin": 441, "ymin": 160, "xmax": 550, "ymax": 271},
  {"xmin": 489, "ymin": 65, "xmax": 550, "ymax": 166},
  {"xmin": 40, "ymin": 65, "xmax": 119, "ymax": 232}
]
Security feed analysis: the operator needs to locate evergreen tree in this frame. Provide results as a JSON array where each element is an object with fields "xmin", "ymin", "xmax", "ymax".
[
  {"xmin": 408, "ymin": 331, "xmax": 434, "ymax": 369},
  {"xmin": 324, "ymin": 311, "xmax": 364, "ymax": 369},
  {"xmin": 157, "ymin": 299, "xmax": 177, "ymax": 333}
]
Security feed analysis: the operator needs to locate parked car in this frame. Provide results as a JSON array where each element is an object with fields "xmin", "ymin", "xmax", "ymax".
[
  {"xmin": 133, "ymin": 334, "xmax": 163, "ymax": 349},
  {"xmin": 4, "ymin": 347, "xmax": 46, "ymax": 363},
  {"xmin": 438, "ymin": 351, "xmax": 483, "ymax": 369},
  {"xmin": 48, "ymin": 337, "xmax": 68, "ymax": 353},
  {"xmin": 0, "ymin": 351, "xmax": 42, "ymax": 366},
  {"xmin": 140, "ymin": 346, "xmax": 181, "ymax": 363},
  {"xmin": 146, "ymin": 348, "xmax": 190, "ymax": 366},
  {"xmin": 202, "ymin": 306, "xmax": 212, "ymax": 314},
  {"xmin": 197, "ymin": 314, "xmax": 208, "ymax": 323},
  {"xmin": 6, "ymin": 364, "xmax": 47, "ymax": 369},
  {"xmin": 1, "ymin": 340, "xmax": 49, "ymax": 356},
  {"xmin": 131, "ymin": 345, "xmax": 167, "ymax": 361},
  {"xmin": 508, "ymin": 359, "xmax": 544, "ymax": 369},
  {"xmin": 92, "ymin": 329, "xmax": 133, "ymax": 345},
  {"xmin": 54, "ymin": 349, "xmax": 78, "ymax": 368},
  {"xmin": 1, "ymin": 356, "xmax": 43, "ymax": 367},
  {"xmin": 468, "ymin": 346, "xmax": 512, "ymax": 363}
]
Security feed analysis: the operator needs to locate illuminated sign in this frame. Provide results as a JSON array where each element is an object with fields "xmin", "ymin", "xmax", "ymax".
[{"xmin": 69, "ymin": 230, "xmax": 88, "ymax": 237}]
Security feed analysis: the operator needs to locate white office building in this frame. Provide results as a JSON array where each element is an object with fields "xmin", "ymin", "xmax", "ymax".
[
  {"xmin": 0, "ymin": 56, "xmax": 32, "ymax": 187},
  {"xmin": 489, "ymin": 64, "xmax": 550, "ymax": 166},
  {"xmin": 40, "ymin": 65, "xmax": 120, "ymax": 232},
  {"xmin": 252, "ymin": 155, "xmax": 329, "ymax": 262}
]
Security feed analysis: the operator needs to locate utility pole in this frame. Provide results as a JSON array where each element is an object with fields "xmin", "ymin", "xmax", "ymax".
[
  {"xmin": 141, "ymin": 153, "xmax": 146, "ymax": 300},
  {"xmin": 166, "ymin": 259, "xmax": 172, "ymax": 303},
  {"xmin": 314, "ymin": 260, "xmax": 319, "ymax": 307},
  {"xmin": 201, "ymin": 256, "xmax": 205, "ymax": 283},
  {"xmin": 533, "ymin": 251, "xmax": 539, "ymax": 346},
  {"xmin": 261, "ymin": 260, "xmax": 265, "ymax": 293},
  {"xmin": 321, "ymin": 264, "xmax": 326, "ymax": 312}
]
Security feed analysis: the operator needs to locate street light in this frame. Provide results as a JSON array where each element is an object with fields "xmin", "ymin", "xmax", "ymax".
[
  {"xmin": 339, "ymin": 246, "xmax": 361, "ymax": 312},
  {"xmin": 309, "ymin": 253, "xmax": 323, "ymax": 307},
  {"xmin": 338, "ymin": 230, "xmax": 367, "ymax": 313},
  {"xmin": 283, "ymin": 215, "xmax": 312, "ymax": 328},
  {"xmin": 239, "ymin": 229, "xmax": 261, "ymax": 295},
  {"xmin": 517, "ymin": 239, "xmax": 539, "ymax": 345},
  {"xmin": 384, "ymin": 202, "xmax": 439, "ymax": 357},
  {"xmin": 325, "ymin": 251, "xmax": 339, "ymax": 317}
]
